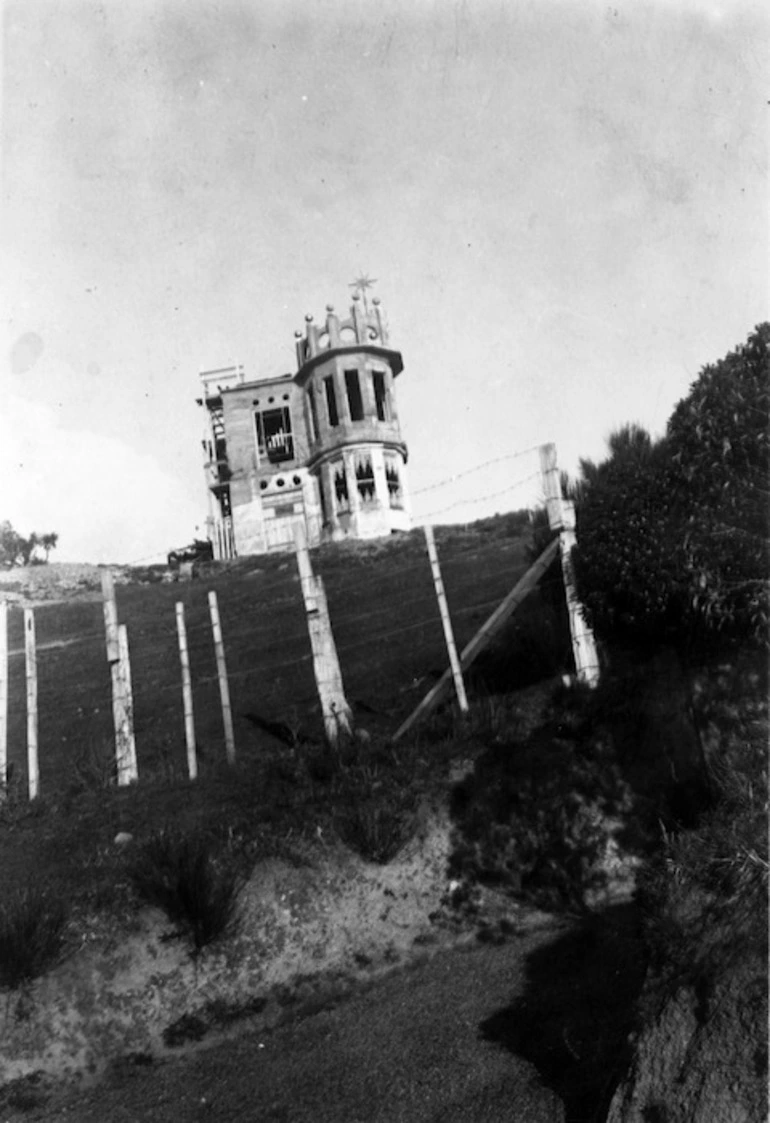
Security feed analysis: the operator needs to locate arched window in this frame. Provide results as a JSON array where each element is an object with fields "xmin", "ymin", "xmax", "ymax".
[
  {"xmin": 385, "ymin": 458, "xmax": 402, "ymax": 509},
  {"xmin": 333, "ymin": 463, "xmax": 349, "ymax": 513},
  {"xmin": 356, "ymin": 455, "xmax": 375, "ymax": 502}
]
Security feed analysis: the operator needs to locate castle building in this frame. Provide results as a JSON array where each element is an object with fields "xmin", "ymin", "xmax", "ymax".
[{"xmin": 198, "ymin": 291, "xmax": 412, "ymax": 557}]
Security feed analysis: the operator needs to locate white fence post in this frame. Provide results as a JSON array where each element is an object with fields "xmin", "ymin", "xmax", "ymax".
[
  {"xmin": 101, "ymin": 570, "xmax": 138, "ymax": 785},
  {"xmin": 117, "ymin": 624, "xmax": 138, "ymax": 783},
  {"xmin": 0, "ymin": 602, "xmax": 7, "ymax": 788},
  {"xmin": 208, "ymin": 590, "xmax": 236, "ymax": 764},
  {"xmin": 424, "ymin": 525, "xmax": 468, "ymax": 713},
  {"xmin": 24, "ymin": 608, "xmax": 39, "ymax": 799},
  {"xmin": 294, "ymin": 523, "xmax": 352, "ymax": 743},
  {"xmin": 539, "ymin": 443, "xmax": 600, "ymax": 687},
  {"xmin": 175, "ymin": 602, "xmax": 198, "ymax": 780}
]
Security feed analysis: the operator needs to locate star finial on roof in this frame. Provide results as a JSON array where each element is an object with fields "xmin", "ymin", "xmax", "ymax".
[{"xmin": 349, "ymin": 273, "xmax": 377, "ymax": 311}]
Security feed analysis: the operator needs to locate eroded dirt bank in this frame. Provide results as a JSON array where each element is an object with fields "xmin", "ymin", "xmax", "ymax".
[
  {"xmin": 0, "ymin": 935, "xmax": 569, "ymax": 1123},
  {"xmin": 0, "ymin": 801, "xmax": 558, "ymax": 1090}
]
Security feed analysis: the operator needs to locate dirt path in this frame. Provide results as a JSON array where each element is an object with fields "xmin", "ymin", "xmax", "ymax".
[{"xmin": 2, "ymin": 934, "xmax": 566, "ymax": 1123}]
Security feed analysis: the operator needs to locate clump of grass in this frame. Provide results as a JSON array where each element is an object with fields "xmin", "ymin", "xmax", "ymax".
[
  {"xmin": 0, "ymin": 888, "xmax": 68, "ymax": 989},
  {"xmin": 335, "ymin": 798, "xmax": 416, "ymax": 864},
  {"xmin": 70, "ymin": 736, "xmax": 116, "ymax": 794},
  {"xmin": 317, "ymin": 736, "xmax": 420, "ymax": 863},
  {"xmin": 129, "ymin": 829, "xmax": 244, "ymax": 955}
]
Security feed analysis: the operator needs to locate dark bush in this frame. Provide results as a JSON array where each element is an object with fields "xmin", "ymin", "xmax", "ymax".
[
  {"xmin": 573, "ymin": 327, "xmax": 770, "ymax": 652},
  {"xmin": 129, "ymin": 829, "xmax": 244, "ymax": 954},
  {"xmin": 0, "ymin": 888, "xmax": 68, "ymax": 988},
  {"xmin": 449, "ymin": 726, "xmax": 630, "ymax": 911}
]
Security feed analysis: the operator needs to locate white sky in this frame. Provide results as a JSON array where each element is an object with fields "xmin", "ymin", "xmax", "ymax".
[{"xmin": 1, "ymin": 0, "xmax": 767, "ymax": 563}]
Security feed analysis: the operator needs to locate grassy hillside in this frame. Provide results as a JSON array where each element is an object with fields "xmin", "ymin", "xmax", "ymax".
[
  {"xmin": 0, "ymin": 515, "xmax": 765, "ymax": 1122},
  {"xmin": 0, "ymin": 513, "xmax": 568, "ymax": 910},
  {"xmin": 2, "ymin": 514, "xmax": 546, "ymax": 791}
]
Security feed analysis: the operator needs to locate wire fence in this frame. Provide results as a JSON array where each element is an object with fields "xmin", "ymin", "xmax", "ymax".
[{"xmin": 0, "ymin": 471, "xmax": 545, "ymax": 799}]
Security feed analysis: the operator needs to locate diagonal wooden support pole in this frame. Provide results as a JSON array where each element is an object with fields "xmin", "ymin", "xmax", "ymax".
[{"xmin": 392, "ymin": 538, "xmax": 559, "ymax": 742}]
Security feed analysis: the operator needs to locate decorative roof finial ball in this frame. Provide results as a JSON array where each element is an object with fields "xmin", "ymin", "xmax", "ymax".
[
  {"xmin": 372, "ymin": 297, "xmax": 380, "ymax": 305},
  {"xmin": 305, "ymin": 314, "xmax": 313, "ymax": 322},
  {"xmin": 352, "ymin": 293, "xmax": 360, "ymax": 301},
  {"xmin": 294, "ymin": 330, "xmax": 303, "ymax": 338},
  {"xmin": 326, "ymin": 304, "xmax": 334, "ymax": 313}
]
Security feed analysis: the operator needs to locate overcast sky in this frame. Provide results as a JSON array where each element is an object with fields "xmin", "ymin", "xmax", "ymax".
[{"xmin": 1, "ymin": 0, "xmax": 767, "ymax": 563}]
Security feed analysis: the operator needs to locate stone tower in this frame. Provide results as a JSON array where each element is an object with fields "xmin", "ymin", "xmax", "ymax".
[
  {"xmin": 199, "ymin": 290, "xmax": 411, "ymax": 556},
  {"xmin": 294, "ymin": 292, "xmax": 411, "ymax": 544}
]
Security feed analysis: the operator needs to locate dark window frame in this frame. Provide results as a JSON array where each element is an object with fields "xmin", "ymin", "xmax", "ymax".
[
  {"xmin": 373, "ymin": 370, "xmax": 389, "ymax": 422},
  {"xmin": 307, "ymin": 386, "xmax": 320, "ymax": 442},
  {"xmin": 324, "ymin": 377, "xmax": 339, "ymax": 427},
  {"xmin": 345, "ymin": 369, "xmax": 365, "ymax": 422}
]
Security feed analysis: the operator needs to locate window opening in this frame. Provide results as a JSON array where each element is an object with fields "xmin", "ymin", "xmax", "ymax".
[
  {"xmin": 385, "ymin": 461, "xmax": 402, "ymax": 508},
  {"xmin": 345, "ymin": 369, "xmax": 364, "ymax": 422},
  {"xmin": 324, "ymin": 377, "xmax": 339, "ymax": 427},
  {"xmin": 307, "ymin": 386, "xmax": 320, "ymax": 442},
  {"xmin": 373, "ymin": 371, "xmax": 389, "ymax": 421},
  {"xmin": 334, "ymin": 464, "xmax": 349, "ymax": 512},
  {"xmin": 255, "ymin": 407, "xmax": 294, "ymax": 464},
  {"xmin": 356, "ymin": 456, "xmax": 376, "ymax": 502},
  {"xmin": 217, "ymin": 486, "xmax": 232, "ymax": 518}
]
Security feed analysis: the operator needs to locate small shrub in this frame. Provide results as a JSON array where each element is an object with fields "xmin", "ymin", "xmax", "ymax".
[
  {"xmin": 335, "ymin": 798, "xmax": 416, "ymax": 864},
  {"xmin": 129, "ymin": 829, "xmax": 244, "ymax": 954},
  {"xmin": 70, "ymin": 737, "xmax": 116, "ymax": 793},
  {"xmin": 0, "ymin": 889, "xmax": 68, "ymax": 989}
]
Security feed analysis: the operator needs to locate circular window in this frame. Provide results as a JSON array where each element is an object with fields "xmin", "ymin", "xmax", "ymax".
[
  {"xmin": 268, "ymin": 396, "xmax": 274, "ymax": 404},
  {"xmin": 283, "ymin": 393, "xmax": 290, "ymax": 401},
  {"xmin": 276, "ymin": 477, "xmax": 285, "ymax": 488},
  {"xmin": 293, "ymin": 475, "xmax": 301, "ymax": 486},
  {"xmin": 259, "ymin": 480, "xmax": 268, "ymax": 491}
]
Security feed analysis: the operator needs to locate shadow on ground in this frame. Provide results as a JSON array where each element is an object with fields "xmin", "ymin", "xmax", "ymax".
[{"xmin": 480, "ymin": 903, "xmax": 648, "ymax": 1123}]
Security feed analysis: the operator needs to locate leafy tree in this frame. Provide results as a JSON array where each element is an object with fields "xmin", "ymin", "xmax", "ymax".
[
  {"xmin": 40, "ymin": 533, "xmax": 59, "ymax": 562},
  {"xmin": 0, "ymin": 522, "xmax": 24, "ymax": 568},
  {"xmin": 666, "ymin": 323, "xmax": 769, "ymax": 640},
  {"xmin": 0, "ymin": 522, "xmax": 59, "ymax": 567},
  {"xmin": 573, "ymin": 326, "xmax": 769, "ymax": 652},
  {"xmin": 572, "ymin": 427, "xmax": 689, "ymax": 647}
]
